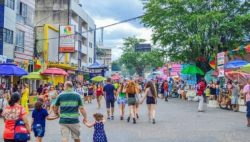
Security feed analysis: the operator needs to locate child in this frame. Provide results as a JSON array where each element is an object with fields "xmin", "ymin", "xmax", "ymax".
[
  {"xmin": 83, "ymin": 113, "xmax": 108, "ymax": 142},
  {"xmin": 31, "ymin": 101, "xmax": 59, "ymax": 142}
]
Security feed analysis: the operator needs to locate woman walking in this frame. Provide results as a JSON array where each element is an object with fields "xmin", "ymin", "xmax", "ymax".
[
  {"xmin": 21, "ymin": 84, "xmax": 29, "ymax": 115},
  {"xmin": 2, "ymin": 93, "xmax": 31, "ymax": 142},
  {"xmin": 48, "ymin": 86, "xmax": 58, "ymax": 114},
  {"xmin": 140, "ymin": 81, "xmax": 157, "ymax": 124},
  {"xmin": 126, "ymin": 80, "xmax": 138, "ymax": 124},
  {"xmin": 88, "ymin": 83, "xmax": 94, "ymax": 103},
  {"xmin": 96, "ymin": 84, "xmax": 103, "ymax": 109},
  {"xmin": 117, "ymin": 83, "xmax": 127, "ymax": 120}
]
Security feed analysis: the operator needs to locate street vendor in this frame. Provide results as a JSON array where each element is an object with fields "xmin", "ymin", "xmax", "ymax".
[{"xmin": 243, "ymin": 79, "xmax": 250, "ymax": 127}]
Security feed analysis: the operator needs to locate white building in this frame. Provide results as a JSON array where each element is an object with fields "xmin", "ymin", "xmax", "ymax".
[
  {"xmin": 35, "ymin": 0, "xmax": 96, "ymax": 72},
  {"xmin": 0, "ymin": 0, "xmax": 35, "ymax": 71}
]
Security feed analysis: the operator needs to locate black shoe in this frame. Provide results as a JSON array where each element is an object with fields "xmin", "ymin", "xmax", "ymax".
[
  {"xmin": 152, "ymin": 119, "xmax": 156, "ymax": 124},
  {"xmin": 111, "ymin": 116, "xmax": 114, "ymax": 120},
  {"xmin": 120, "ymin": 116, "xmax": 124, "ymax": 120},
  {"xmin": 133, "ymin": 118, "xmax": 136, "ymax": 124},
  {"xmin": 165, "ymin": 97, "xmax": 168, "ymax": 101},
  {"xmin": 107, "ymin": 117, "xmax": 111, "ymax": 120},
  {"xmin": 127, "ymin": 117, "xmax": 130, "ymax": 122},
  {"xmin": 136, "ymin": 114, "xmax": 139, "ymax": 119}
]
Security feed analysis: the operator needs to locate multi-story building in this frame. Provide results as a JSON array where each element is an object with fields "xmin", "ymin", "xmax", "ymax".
[
  {"xmin": 0, "ymin": 0, "xmax": 35, "ymax": 71},
  {"xmin": 96, "ymin": 45, "xmax": 112, "ymax": 71},
  {"xmin": 35, "ymin": 0, "xmax": 96, "ymax": 73}
]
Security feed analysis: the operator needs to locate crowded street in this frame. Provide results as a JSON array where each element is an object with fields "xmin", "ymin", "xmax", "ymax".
[{"xmin": 1, "ymin": 98, "xmax": 249, "ymax": 142}]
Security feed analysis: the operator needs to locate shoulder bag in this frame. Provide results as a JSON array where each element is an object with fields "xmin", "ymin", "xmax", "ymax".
[{"xmin": 14, "ymin": 107, "xmax": 30, "ymax": 141}]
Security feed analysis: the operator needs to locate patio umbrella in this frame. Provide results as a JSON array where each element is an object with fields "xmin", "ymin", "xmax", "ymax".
[
  {"xmin": 111, "ymin": 75, "xmax": 120, "ymax": 80},
  {"xmin": 41, "ymin": 68, "xmax": 68, "ymax": 76},
  {"xmin": 224, "ymin": 59, "xmax": 248, "ymax": 69},
  {"xmin": 91, "ymin": 76, "xmax": 106, "ymax": 82},
  {"xmin": 225, "ymin": 71, "xmax": 250, "ymax": 84},
  {"xmin": 181, "ymin": 65, "xmax": 204, "ymax": 75},
  {"xmin": 239, "ymin": 64, "xmax": 250, "ymax": 73},
  {"xmin": 204, "ymin": 70, "xmax": 217, "ymax": 83},
  {"xmin": 21, "ymin": 71, "xmax": 47, "ymax": 80},
  {"xmin": 0, "ymin": 63, "xmax": 28, "ymax": 76}
]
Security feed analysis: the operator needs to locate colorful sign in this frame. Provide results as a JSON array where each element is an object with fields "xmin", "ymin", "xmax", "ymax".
[
  {"xmin": 217, "ymin": 65, "xmax": 224, "ymax": 77},
  {"xmin": 217, "ymin": 52, "xmax": 225, "ymax": 65},
  {"xmin": 59, "ymin": 25, "xmax": 75, "ymax": 53}
]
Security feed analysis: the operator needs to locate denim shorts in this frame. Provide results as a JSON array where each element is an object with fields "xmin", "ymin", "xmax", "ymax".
[
  {"xmin": 246, "ymin": 101, "xmax": 250, "ymax": 118},
  {"xmin": 33, "ymin": 124, "xmax": 45, "ymax": 137}
]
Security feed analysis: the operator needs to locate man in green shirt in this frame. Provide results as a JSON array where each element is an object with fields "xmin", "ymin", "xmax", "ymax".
[{"xmin": 54, "ymin": 81, "xmax": 87, "ymax": 142}]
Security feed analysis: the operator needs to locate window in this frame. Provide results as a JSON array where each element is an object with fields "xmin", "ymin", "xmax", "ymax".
[
  {"xmin": 5, "ymin": 0, "xmax": 15, "ymax": 10},
  {"xmin": 89, "ymin": 57, "xmax": 92, "ymax": 63},
  {"xmin": 15, "ymin": 30, "xmax": 25, "ymax": 52},
  {"xmin": 89, "ymin": 42, "xmax": 93, "ymax": 48},
  {"xmin": 0, "ymin": 0, "xmax": 4, "ymax": 5},
  {"xmin": 0, "ymin": 28, "xmax": 14, "ymax": 44},
  {"xmin": 18, "ymin": 2, "xmax": 27, "ymax": 17}
]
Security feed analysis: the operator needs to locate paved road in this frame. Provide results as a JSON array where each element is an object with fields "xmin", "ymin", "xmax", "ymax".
[{"xmin": 1, "ymin": 98, "xmax": 250, "ymax": 142}]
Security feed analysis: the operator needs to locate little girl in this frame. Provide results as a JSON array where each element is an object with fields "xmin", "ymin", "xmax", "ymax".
[
  {"xmin": 83, "ymin": 113, "xmax": 108, "ymax": 142},
  {"xmin": 31, "ymin": 101, "xmax": 58, "ymax": 142}
]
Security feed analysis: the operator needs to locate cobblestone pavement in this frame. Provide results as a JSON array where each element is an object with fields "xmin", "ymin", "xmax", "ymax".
[{"xmin": 1, "ymin": 98, "xmax": 250, "ymax": 142}]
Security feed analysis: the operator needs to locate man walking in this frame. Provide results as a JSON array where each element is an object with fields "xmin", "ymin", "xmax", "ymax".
[
  {"xmin": 103, "ymin": 78, "xmax": 116, "ymax": 120},
  {"xmin": 243, "ymin": 79, "xmax": 250, "ymax": 127},
  {"xmin": 197, "ymin": 78, "xmax": 206, "ymax": 112},
  {"xmin": 54, "ymin": 81, "xmax": 87, "ymax": 142}
]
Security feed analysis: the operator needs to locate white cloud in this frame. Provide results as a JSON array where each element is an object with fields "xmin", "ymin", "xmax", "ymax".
[{"xmin": 94, "ymin": 17, "xmax": 152, "ymax": 61}]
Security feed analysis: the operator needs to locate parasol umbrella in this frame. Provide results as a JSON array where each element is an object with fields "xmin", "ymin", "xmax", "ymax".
[
  {"xmin": 204, "ymin": 70, "xmax": 217, "ymax": 83},
  {"xmin": 91, "ymin": 76, "xmax": 106, "ymax": 82},
  {"xmin": 111, "ymin": 75, "xmax": 120, "ymax": 80},
  {"xmin": 41, "ymin": 68, "xmax": 68, "ymax": 76},
  {"xmin": 181, "ymin": 65, "xmax": 204, "ymax": 75},
  {"xmin": 0, "ymin": 63, "xmax": 28, "ymax": 76},
  {"xmin": 239, "ymin": 64, "xmax": 250, "ymax": 74},
  {"xmin": 22, "ymin": 71, "xmax": 47, "ymax": 80},
  {"xmin": 224, "ymin": 59, "xmax": 248, "ymax": 69},
  {"xmin": 225, "ymin": 71, "xmax": 250, "ymax": 84}
]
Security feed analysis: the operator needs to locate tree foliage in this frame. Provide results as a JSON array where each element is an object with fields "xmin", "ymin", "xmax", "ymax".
[
  {"xmin": 119, "ymin": 36, "xmax": 165, "ymax": 76},
  {"xmin": 142, "ymin": 0, "xmax": 250, "ymax": 66},
  {"xmin": 111, "ymin": 60, "xmax": 121, "ymax": 71}
]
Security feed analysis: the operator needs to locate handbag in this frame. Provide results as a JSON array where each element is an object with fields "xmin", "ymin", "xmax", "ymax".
[{"xmin": 14, "ymin": 107, "xmax": 30, "ymax": 141}]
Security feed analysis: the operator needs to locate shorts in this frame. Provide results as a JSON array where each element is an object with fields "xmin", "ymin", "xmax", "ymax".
[
  {"xmin": 33, "ymin": 124, "xmax": 45, "ymax": 137},
  {"xmin": 146, "ymin": 96, "xmax": 156, "ymax": 104},
  {"xmin": 127, "ymin": 97, "xmax": 136, "ymax": 106},
  {"xmin": 106, "ymin": 98, "xmax": 115, "ymax": 108},
  {"xmin": 231, "ymin": 96, "xmax": 238, "ymax": 105},
  {"xmin": 88, "ymin": 93, "xmax": 93, "ymax": 96},
  {"xmin": 246, "ymin": 101, "xmax": 250, "ymax": 118},
  {"xmin": 60, "ymin": 123, "xmax": 80, "ymax": 140},
  {"xmin": 84, "ymin": 93, "xmax": 88, "ymax": 97},
  {"xmin": 117, "ymin": 97, "xmax": 127, "ymax": 105}
]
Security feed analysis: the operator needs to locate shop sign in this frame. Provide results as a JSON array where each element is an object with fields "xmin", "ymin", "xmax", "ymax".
[
  {"xmin": 217, "ymin": 65, "xmax": 224, "ymax": 77},
  {"xmin": 59, "ymin": 25, "xmax": 75, "ymax": 53},
  {"xmin": 217, "ymin": 52, "xmax": 225, "ymax": 66}
]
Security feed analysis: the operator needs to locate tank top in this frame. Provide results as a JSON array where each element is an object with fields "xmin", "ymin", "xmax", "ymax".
[{"xmin": 147, "ymin": 89, "xmax": 153, "ymax": 97}]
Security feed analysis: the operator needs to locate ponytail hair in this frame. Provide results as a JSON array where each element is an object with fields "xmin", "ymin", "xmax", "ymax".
[{"xmin": 9, "ymin": 93, "xmax": 20, "ymax": 106}]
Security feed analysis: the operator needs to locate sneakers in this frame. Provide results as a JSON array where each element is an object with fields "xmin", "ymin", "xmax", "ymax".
[
  {"xmin": 136, "ymin": 114, "xmax": 139, "ymax": 119},
  {"xmin": 111, "ymin": 116, "xmax": 114, "ymax": 120},
  {"xmin": 133, "ymin": 118, "xmax": 136, "ymax": 124},
  {"xmin": 120, "ymin": 116, "xmax": 124, "ymax": 120},
  {"xmin": 127, "ymin": 117, "xmax": 130, "ymax": 122},
  {"xmin": 152, "ymin": 119, "xmax": 156, "ymax": 124}
]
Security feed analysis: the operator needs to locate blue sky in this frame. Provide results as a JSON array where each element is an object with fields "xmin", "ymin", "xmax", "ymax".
[{"xmin": 81, "ymin": 0, "xmax": 152, "ymax": 60}]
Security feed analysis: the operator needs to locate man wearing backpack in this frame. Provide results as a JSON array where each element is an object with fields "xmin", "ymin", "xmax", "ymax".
[{"xmin": 103, "ymin": 78, "xmax": 116, "ymax": 120}]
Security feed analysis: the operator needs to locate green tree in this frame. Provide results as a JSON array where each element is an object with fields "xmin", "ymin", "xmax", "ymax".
[
  {"xmin": 111, "ymin": 60, "xmax": 121, "ymax": 71},
  {"xmin": 142, "ymin": 0, "xmax": 250, "ymax": 70},
  {"xmin": 119, "ymin": 36, "xmax": 165, "ymax": 76}
]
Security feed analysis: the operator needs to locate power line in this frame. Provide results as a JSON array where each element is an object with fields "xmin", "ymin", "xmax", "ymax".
[{"xmin": 36, "ymin": 14, "xmax": 145, "ymax": 41}]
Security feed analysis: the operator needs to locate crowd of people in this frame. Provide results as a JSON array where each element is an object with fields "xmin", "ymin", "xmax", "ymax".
[{"xmin": 0, "ymin": 76, "xmax": 249, "ymax": 142}]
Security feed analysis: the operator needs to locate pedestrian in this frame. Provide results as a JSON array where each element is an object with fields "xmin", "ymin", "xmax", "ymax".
[
  {"xmin": 83, "ymin": 113, "xmax": 108, "ymax": 142},
  {"xmin": 117, "ymin": 82, "xmax": 127, "ymax": 120},
  {"xmin": 57, "ymin": 85, "xmax": 64, "ymax": 94},
  {"xmin": 126, "ymin": 80, "xmax": 138, "ymax": 124},
  {"xmin": 180, "ymin": 80, "xmax": 186, "ymax": 100},
  {"xmin": 82, "ymin": 84, "xmax": 88, "ymax": 103},
  {"xmin": 168, "ymin": 79, "xmax": 173, "ymax": 97},
  {"xmin": 0, "ymin": 90, "xmax": 9, "ymax": 118},
  {"xmin": 37, "ymin": 85, "xmax": 43, "ymax": 96},
  {"xmin": 2, "ymin": 93, "xmax": 31, "ymax": 142},
  {"xmin": 31, "ymin": 101, "xmax": 59, "ymax": 142},
  {"xmin": 75, "ymin": 83, "xmax": 84, "ymax": 100},
  {"xmin": 48, "ymin": 86, "xmax": 58, "ymax": 114},
  {"xmin": 231, "ymin": 81, "xmax": 240, "ymax": 111},
  {"xmin": 161, "ymin": 80, "xmax": 168, "ymax": 101},
  {"xmin": 42, "ymin": 88, "xmax": 50, "ymax": 111},
  {"xmin": 96, "ymin": 83, "xmax": 103, "ymax": 109},
  {"xmin": 210, "ymin": 81, "xmax": 217, "ymax": 100},
  {"xmin": 88, "ymin": 83, "xmax": 94, "ymax": 103},
  {"xmin": 197, "ymin": 78, "xmax": 206, "ymax": 112},
  {"xmin": 21, "ymin": 83, "xmax": 30, "ymax": 115},
  {"xmin": 135, "ymin": 80, "xmax": 141, "ymax": 119},
  {"xmin": 243, "ymin": 79, "xmax": 250, "ymax": 127},
  {"xmin": 103, "ymin": 78, "xmax": 116, "ymax": 120},
  {"xmin": 54, "ymin": 81, "xmax": 88, "ymax": 142},
  {"xmin": 140, "ymin": 81, "xmax": 158, "ymax": 124}
]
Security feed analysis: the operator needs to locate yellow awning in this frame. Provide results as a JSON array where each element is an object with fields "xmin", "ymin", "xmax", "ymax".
[{"xmin": 48, "ymin": 63, "xmax": 77, "ymax": 70}]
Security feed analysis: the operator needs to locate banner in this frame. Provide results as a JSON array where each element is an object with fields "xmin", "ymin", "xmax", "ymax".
[
  {"xmin": 59, "ymin": 25, "xmax": 75, "ymax": 53},
  {"xmin": 217, "ymin": 52, "xmax": 225, "ymax": 65}
]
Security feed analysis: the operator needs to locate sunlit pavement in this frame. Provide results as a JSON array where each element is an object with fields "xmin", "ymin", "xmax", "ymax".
[{"xmin": 1, "ymin": 98, "xmax": 250, "ymax": 142}]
